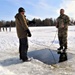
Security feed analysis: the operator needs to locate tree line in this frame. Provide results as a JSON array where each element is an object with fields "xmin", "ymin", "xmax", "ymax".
[{"xmin": 0, "ymin": 18, "xmax": 75, "ymax": 28}]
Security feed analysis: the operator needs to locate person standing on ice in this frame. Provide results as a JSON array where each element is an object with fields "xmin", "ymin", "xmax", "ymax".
[
  {"xmin": 56, "ymin": 9, "xmax": 70, "ymax": 53},
  {"xmin": 15, "ymin": 7, "xmax": 32, "ymax": 62}
]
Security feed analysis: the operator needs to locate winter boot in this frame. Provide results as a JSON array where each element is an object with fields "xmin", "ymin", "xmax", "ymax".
[
  {"xmin": 63, "ymin": 48, "xmax": 67, "ymax": 53},
  {"xmin": 58, "ymin": 46, "xmax": 63, "ymax": 50},
  {"xmin": 22, "ymin": 56, "xmax": 28, "ymax": 62},
  {"xmin": 57, "ymin": 47, "xmax": 63, "ymax": 54}
]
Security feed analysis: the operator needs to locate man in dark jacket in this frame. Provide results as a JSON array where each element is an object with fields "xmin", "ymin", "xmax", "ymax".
[
  {"xmin": 15, "ymin": 7, "xmax": 31, "ymax": 62},
  {"xmin": 56, "ymin": 9, "xmax": 70, "ymax": 53}
]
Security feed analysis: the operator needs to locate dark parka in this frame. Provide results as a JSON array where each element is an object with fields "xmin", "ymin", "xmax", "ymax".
[{"xmin": 15, "ymin": 13, "xmax": 29, "ymax": 38}]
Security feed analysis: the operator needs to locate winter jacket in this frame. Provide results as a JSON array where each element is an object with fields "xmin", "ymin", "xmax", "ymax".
[
  {"xmin": 56, "ymin": 14, "xmax": 69, "ymax": 29},
  {"xmin": 15, "ymin": 13, "xmax": 29, "ymax": 38},
  {"xmin": 56, "ymin": 14, "xmax": 70, "ymax": 37}
]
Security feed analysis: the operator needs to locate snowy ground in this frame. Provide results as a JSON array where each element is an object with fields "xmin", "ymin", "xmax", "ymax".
[{"xmin": 0, "ymin": 26, "xmax": 75, "ymax": 75}]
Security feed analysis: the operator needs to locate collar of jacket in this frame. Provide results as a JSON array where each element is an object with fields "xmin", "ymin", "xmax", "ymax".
[{"xmin": 59, "ymin": 14, "xmax": 65, "ymax": 18}]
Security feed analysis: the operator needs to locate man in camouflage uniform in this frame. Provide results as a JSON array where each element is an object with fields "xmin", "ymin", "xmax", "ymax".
[
  {"xmin": 56, "ymin": 9, "xmax": 70, "ymax": 53},
  {"xmin": 15, "ymin": 7, "xmax": 32, "ymax": 62}
]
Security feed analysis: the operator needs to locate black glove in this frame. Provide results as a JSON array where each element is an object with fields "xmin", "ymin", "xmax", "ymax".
[{"xmin": 26, "ymin": 29, "xmax": 32, "ymax": 37}]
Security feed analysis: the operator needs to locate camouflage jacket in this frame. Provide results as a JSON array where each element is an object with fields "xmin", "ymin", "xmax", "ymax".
[
  {"xmin": 56, "ymin": 14, "xmax": 70, "ymax": 30},
  {"xmin": 56, "ymin": 14, "xmax": 70, "ymax": 36}
]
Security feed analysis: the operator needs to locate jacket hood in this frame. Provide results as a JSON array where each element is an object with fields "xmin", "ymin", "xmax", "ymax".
[
  {"xmin": 15, "ymin": 13, "xmax": 20, "ymax": 19},
  {"xmin": 15, "ymin": 13, "xmax": 26, "ymax": 19}
]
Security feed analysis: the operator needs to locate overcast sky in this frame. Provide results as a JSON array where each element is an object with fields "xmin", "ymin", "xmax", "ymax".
[{"xmin": 0, "ymin": 0, "xmax": 75, "ymax": 21}]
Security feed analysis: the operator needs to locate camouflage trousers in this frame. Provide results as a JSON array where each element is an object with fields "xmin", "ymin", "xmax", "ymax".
[{"xmin": 58, "ymin": 30, "xmax": 67, "ymax": 48}]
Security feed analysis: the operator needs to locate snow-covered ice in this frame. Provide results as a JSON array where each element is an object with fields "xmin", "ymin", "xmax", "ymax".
[{"xmin": 0, "ymin": 26, "xmax": 75, "ymax": 75}]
